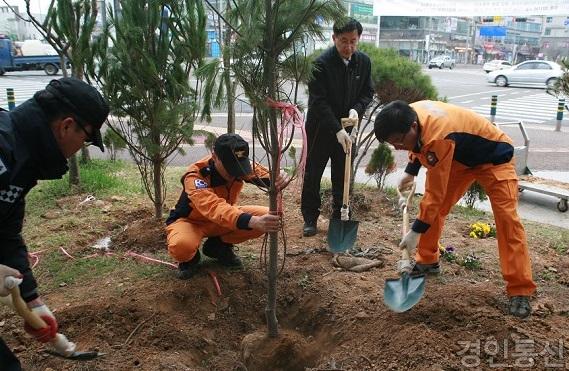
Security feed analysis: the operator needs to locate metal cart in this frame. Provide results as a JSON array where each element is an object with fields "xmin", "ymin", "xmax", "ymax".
[{"xmin": 496, "ymin": 121, "xmax": 569, "ymax": 212}]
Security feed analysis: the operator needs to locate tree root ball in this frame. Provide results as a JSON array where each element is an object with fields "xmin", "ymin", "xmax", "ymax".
[{"xmin": 241, "ymin": 329, "xmax": 317, "ymax": 371}]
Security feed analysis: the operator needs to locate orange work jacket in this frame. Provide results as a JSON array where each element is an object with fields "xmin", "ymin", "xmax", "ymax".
[
  {"xmin": 405, "ymin": 100, "xmax": 515, "ymax": 233},
  {"xmin": 165, "ymin": 156, "xmax": 270, "ymax": 230}
]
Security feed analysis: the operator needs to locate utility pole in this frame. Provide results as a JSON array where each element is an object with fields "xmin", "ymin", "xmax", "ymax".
[
  {"xmin": 375, "ymin": 15, "xmax": 380, "ymax": 48},
  {"xmin": 470, "ymin": 17, "xmax": 477, "ymax": 64},
  {"xmin": 113, "ymin": 0, "xmax": 121, "ymax": 19}
]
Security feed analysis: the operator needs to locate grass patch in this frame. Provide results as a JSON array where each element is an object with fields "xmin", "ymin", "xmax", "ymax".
[
  {"xmin": 36, "ymin": 251, "xmax": 170, "ymax": 292},
  {"xmin": 451, "ymin": 204, "xmax": 488, "ymax": 219},
  {"xmin": 29, "ymin": 159, "xmax": 142, "ymax": 199}
]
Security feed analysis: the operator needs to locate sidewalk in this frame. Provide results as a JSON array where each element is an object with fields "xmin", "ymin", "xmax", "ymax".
[{"xmin": 322, "ymin": 167, "xmax": 569, "ymax": 230}]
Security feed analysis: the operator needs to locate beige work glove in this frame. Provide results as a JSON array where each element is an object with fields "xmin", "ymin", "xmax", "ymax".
[
  {"xmin": 397, "ymin": 173, "xmax": 415, "ymax": 209},
  {"xmin": 399, "ymin": 230, "xmax": 420, "ymax": 256},
  {"xmin": 348, "ymin": 109, "xmax": 359, "ymax": 142},
  {"xmin": 0, "ymin": 265, "xmax": 22, "ymax": 297},
  {"xmin": 336, "ymin": 128, "xmax": 352, "ymax": 154}
]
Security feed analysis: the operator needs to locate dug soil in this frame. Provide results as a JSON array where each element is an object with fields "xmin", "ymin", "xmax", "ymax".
[{"xmin": 2, "ymin": 187, "xmax": 569, "ymax": 370}]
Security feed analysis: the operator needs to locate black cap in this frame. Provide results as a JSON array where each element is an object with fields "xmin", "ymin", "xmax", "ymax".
[
  {"xmin": 45, "ymin": 77, "xmax": 109, "ymax": 152},
  {"xmin": 213, "ymin": 133, "xmax": 252, "ymax": 177}
]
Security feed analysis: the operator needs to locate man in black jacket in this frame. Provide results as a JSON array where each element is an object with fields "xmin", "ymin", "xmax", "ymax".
[
  {"xmin": 301, "ymin": 18, "xmax": 374, "ymax": 237},
  {"xmin": 0, "ymin": 78, "xmax": 109, "ymax": 368}
]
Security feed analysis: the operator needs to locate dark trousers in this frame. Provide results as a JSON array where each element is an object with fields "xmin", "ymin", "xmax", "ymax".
[
  {"xmin": 301, "ymin": 125, "xmax": 353, "ymax": 223},
  {"xmin": 0, "ymin": 337, "xmax": 21, "ymax": 371}
]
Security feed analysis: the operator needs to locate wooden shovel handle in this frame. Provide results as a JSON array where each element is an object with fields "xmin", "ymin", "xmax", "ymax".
[
  {"xmin": 8, "ymin": 283, "xmax": 47, "ymax": 330},
  {"xmin": 341, "ymin": 117, "xmax": 358, "ymax": 207},
  {"xmin": 342, "ymin": 142, "xmax": 352, "ymax": 206},
  {"xmin": 398, "ymin": 183, "xmax": 416, "ymax": 260}
]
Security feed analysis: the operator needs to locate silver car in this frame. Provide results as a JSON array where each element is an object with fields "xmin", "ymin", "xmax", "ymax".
[{"xmin": 487, "ymin": 60, "xmax": 562, "ymax": 88}]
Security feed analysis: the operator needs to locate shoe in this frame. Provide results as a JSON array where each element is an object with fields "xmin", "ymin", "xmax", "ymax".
[
  {"xmin": 202, "ymin": 237, "xmax": 243, "ymax": 268},
  {"xmin": 177, "ymin": 251, "xmax": 201, "ymax": 280},
  {"xmin": 411, "ymin": 261, "xmax": 441, "ymax": 275},
  {"xmin": 303, "ymin": 221, "xmax": 317, "ymax": 237},
  {"xmin": 509, "ymin": 296, "xmax": 531, "ymax": 318}
]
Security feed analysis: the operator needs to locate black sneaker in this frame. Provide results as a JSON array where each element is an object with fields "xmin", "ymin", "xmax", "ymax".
[
  {"xmin": 177, "ymin": 251, "xmax": 201, "ymax": 280},
  {"xmin": 411, "ymin": 261, "xmax": 441, "ymax": 276},
  {"xmin": 202, "ymin": 237, "xmax": 243, "ymax": 268},
  {"xmin": 303, "ymin": 221, "xmax": 317, "ymax": 237},
  {"xmin": 509, "ymin": 296, "xmax": 531, "ymax": 318}
]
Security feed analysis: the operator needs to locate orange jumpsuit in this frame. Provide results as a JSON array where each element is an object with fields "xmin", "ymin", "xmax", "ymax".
[
  {"xmin": 405, "ymin": 101, "xmax": 536, "ymax": 296},
  {"xmin": 165, "ymin": 156, "xmax": 271, "ymax": 263}
]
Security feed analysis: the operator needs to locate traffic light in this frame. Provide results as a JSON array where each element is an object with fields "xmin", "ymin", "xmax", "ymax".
[
  {"xmin": 514, "ymin": 17, "xmax": 527, "ymax": 22},
  {"xmin": 482, "ymin": 17, "xmax": 494, "ymax": 23}
]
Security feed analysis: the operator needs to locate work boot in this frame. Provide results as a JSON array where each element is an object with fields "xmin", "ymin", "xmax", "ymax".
[
  {"xmin": 509, "ymin": 296, "xmax": 532, "ymax": 318},
  {"xmin": 303, "ymin": 221, "xmax": 317, "ymax": 237},
  {"xmin": 202, "ymin": 237, "xmax": 243, "ymax": 268},
  {"xmin": 177, "ymin": 251, "xmax": 201, "ymax": 280},
  {"xmin": 411, "ymin": 261, "xmax": 441, "ymax": 275}
]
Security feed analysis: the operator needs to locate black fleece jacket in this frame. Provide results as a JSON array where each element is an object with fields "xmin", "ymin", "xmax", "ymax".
[
  {"xmin": 0, "ymin": 99, "xmax": 68, "ymax": 302},
  {"xmin": 306, "ymin": 46, "xmax": 374, "ymax": 135}
]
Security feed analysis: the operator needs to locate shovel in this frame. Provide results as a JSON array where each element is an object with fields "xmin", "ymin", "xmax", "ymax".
[
  {"xmin": 384, "ymin": 183, "xmax": 425, "ymax": 312},
  {"xmin": 3, "ymin": 276, "xmax": 104, "ymax": 360},
  {"xmin": 327, "ymin": 117, "xmax": 359, "ymax": 253}
]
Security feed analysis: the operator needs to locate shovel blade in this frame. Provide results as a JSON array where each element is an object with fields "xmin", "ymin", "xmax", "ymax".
[
  {"xmin": 383, "ymin": 273, "xmax": 425, "ymax": 312},
  {"xmin": 327, "ymin": 219, "xmax": 359, "ymax": 253}
]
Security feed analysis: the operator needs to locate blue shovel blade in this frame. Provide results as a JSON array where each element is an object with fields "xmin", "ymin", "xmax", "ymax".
[
  {"xmin": 384, "ymin": 273, "xmax": 426, "ymax": 312},
  {"xmin": 327, "ymin": 219, "xmax": 359, "ymax": 253}
]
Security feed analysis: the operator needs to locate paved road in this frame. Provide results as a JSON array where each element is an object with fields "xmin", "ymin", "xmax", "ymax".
[{"xmin": 1, "ymin": 69, "xmax": 567, "ymax": 228}]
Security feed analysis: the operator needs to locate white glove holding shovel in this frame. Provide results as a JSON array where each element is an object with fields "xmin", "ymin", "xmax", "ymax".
[
  {"xmin": 336, "ymin": 128, "xmax": 352, "ymax": 154},
  {"xmin": 2, "ymin": 276, "xmax": 77, "ymax": 357},
  {"xmin": 348, "ymin": 109, "xmax": 359, "ymax": 142}
]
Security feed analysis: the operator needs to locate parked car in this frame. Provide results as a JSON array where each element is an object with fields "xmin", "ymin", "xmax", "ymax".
[
  {"xmin": 483, "ymin": 60, "xmax": 512, "ymax": 73},
  {"xmin": 486, "ymin": 60, "xmax": 562, "ymax": 88},
  {"xmin": 428, "ymin": 56, "xmax": 455, "ymax": 69}
]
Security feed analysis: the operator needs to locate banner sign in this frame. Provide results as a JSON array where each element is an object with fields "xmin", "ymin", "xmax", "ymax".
[
  {"xmin": 373, "ymin": 0, "xmax": 569, "ymax": 16},
  {"xmin": 479, "ymin": 26, "xmax": 507, "ymax": 36}
]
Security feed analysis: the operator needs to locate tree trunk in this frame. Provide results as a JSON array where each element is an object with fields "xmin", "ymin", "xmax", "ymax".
[
  {"xmin": 80, "ymin": 147, "xmax": 91, "ymax": 163},
  {"xmin": 262, "ymin": 0, "xmax": 279, "ymax": 338},
  {"xmin": 63, "ymin": 57, "xmax": 79, "ymax": 186},
  {"xmin": 152, "ymin": 158, "xmax": 163, "ymax": 220},
  {"xmin": 223, "ymin": 0, "xmax": 235, "ymax": 133},
  {"xmin": 68, "ymin": 154, "xmax": 80, "ymax": 186}
]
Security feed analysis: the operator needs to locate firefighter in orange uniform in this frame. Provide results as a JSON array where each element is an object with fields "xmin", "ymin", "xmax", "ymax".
[
  {"xmin": 165, "ymin": 133, "xmax": 286, "ymax": 279},
  {"xmin": 374, "ymin": 100, "xmax": 536, "ymax": 318}
]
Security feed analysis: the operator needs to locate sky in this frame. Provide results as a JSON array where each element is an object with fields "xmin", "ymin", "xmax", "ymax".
[{"xmin": 7, "ymin": 0, "xmax": 48, "ymax": 15}]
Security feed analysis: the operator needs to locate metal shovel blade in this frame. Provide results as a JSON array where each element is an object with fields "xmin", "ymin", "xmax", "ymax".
[
  {"xmin": 327, "ymin": 218, "xmax": 359, "ymax": 253},
  {"xmin": 383, "ymin": 272, "xmax": 426, "ymax": 312}
]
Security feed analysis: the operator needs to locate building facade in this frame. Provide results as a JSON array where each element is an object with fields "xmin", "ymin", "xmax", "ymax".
[
  {"xmin": 540, "ymin": 16, "xmax": 569, "ymax": 61},
  {"xmin": 0, "ymin": 6, "xmax": 45, "ymax": 41}
]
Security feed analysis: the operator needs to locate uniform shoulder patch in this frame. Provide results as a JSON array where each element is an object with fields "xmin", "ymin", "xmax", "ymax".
[
  {"xmin": 194, "ymin": 178, "xmax": 209, "ymax": 189},
  {"xmin": 426, "ymin": 151, "xmax": 439, "ymax": 166}
]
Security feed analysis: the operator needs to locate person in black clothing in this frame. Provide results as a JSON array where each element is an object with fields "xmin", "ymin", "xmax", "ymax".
[
  {"xmin": 301, "ymin": 18, "xmax": 374, "ymax": 237},
  {"xmin": 0, "ymin": 78, "xmax": 109, "ymax": 368}
]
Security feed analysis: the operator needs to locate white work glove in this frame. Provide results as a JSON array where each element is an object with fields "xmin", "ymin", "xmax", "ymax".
[
  {"xmin": 348, "ymin": 109, "xmax": 359, "ymax": 142},
  {"xmin": 348, "ymin": 109, "xmax": 358, "ymax": 121},
  {"xmin": 0, "ymin": 265, "xmax": 22, "ymax": 297},
  {"xmin": 336, "ymin": 128, "xmax": 352, "ymax": 154},
  {"xmin": 399, "ymin": 230, "xmax": 420, "ymax": 255},
  {"xmin": 25, "ymin": 300, "xmax": 59, "ymax": 343}
]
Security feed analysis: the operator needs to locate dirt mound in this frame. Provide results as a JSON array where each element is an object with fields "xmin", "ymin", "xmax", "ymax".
[
  {"xmin": 4, "ymin": 188, "xmax": 569, "ymax": 370},
  {"xmin": 111, "ymin": 210, "xmax": 166, "ymax": 253}
]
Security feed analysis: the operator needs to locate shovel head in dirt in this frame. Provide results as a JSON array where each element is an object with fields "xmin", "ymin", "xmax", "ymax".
[
  {"xmin": 327, "ymin": 218, "xmax": 359, "ymax": 253},
  {"xmin": 384, "ymin": 271, "xmax": 425, "ymax": 312},
  {"xmin": 383, "ymin": 182, "xmax": 425, "ymax": 312},
  {"xmin": 327, "ymin": 117, "xmax": 359, "ymax": 253}
]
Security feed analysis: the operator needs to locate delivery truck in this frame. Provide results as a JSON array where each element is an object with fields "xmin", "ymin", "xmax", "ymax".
[{"xmin": 0, "ymin": 35, "xmax": 66, "ymax": 76}]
